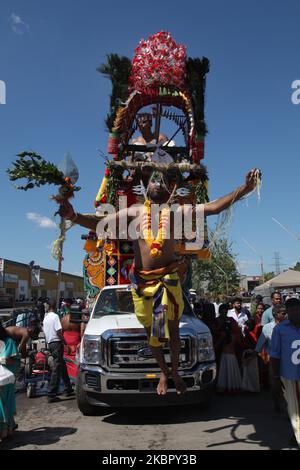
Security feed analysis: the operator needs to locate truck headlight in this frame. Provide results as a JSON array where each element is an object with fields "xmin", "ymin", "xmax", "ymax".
[
  {"xmin": 197, "ymin": 334, "xmax": 215, "ymax": 362},
  {"xmin": 82, "ymin": 335, "xmax": 101, "ymax": 365}
]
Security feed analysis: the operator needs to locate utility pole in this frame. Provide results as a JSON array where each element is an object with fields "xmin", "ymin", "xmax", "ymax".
[
  {"xmin": 270, "ymin": 251, "xmax": 286, "ymax": 275},
  {"xmin": 55, "ymin": 218, "xmax": 66, "ymax": 309},
  {"xmin": 272, "ymin": 251, "xmax": 282, "ymax": 275}
]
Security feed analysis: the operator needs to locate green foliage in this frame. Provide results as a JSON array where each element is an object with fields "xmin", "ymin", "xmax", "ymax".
[
  {"xmin": 97, "ymin": 54, "xmax": 132, "ymax": 131},
  {"xmin": 185, "ymin": 57, "xmax": 209, "ymax": 136},
  {"xmin": 194, "ymin": 180, "xmax": 209, "ymax": 204},
  {"xmin": 7, "ymin": 151, "xmax": 80, "ymax": 192},
  {"xmin": 263, "ymin": 271, "xmax": 276, "ymax": 281},
  {"xmin": 106, "ymin": 167, "xmax": 120, "ymax": 206},
  {"xmin": 292, "ymin": 262, "xmax": 300, "ymax": 272},
  {"xmin": 192, "ymin": 237, "xmax": 240, "ymax": 296}
]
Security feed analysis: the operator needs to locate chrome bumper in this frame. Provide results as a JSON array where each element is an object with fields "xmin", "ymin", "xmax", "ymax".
[{"xmin": 79, "ymin": 362, "xmax": 216, "ymax": 407}]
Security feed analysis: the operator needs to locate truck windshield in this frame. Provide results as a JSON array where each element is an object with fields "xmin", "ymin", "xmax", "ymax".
[
  {"xmin": 93, "ymin": 288, "xmax": 195, "ymax": 318},
  {"xmin": 93, "ymin": 289, "xmax": 135, "ymax": 318}
]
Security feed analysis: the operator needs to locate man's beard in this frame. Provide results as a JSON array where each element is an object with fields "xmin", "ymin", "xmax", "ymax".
[{"xmin": 147, "ymin": 188, "xmax": 169, "ymax": 202}]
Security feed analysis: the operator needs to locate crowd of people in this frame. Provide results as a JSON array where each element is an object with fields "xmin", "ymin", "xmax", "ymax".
[
  {"xmin": 1, "ymin": 290, "xmax": 299, "ymax": 447},
  {"xmin": 193, "ymin": 290, "xmax": 300, "ymax": 447},
  {"xmin": 0, "ymin": 296, "xmax": 87, "ymax": 442}
]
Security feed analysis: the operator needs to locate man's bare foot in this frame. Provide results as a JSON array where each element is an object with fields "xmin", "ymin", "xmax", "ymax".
[
  {"xmin": 157, "ymin": 372, "xmax": 169, "ymax": 395},
  {"xmin": 172, "ymin": 373, "xmax": 187, "ymax": 395}
]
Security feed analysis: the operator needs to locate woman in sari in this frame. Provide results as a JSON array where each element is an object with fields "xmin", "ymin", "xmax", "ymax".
[
  {"xmin": 241, "ymin": 318, "xmax": 260, "ymax": 392},
  {"xmin": 251, "ymin": 302, "xmax": 265, "ymax": 343},
  {"xmin": 217, "ymin": 316, "xmax": 243, "ymax": 394},
  {"xmin": 0, "ymin": 324, "xmax": 20, "ymax": 442}
]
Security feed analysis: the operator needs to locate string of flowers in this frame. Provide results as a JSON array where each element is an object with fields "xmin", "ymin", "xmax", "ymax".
[{"xmin": 142, "ymin": 200, "xmax": 170, "ymax": 258}]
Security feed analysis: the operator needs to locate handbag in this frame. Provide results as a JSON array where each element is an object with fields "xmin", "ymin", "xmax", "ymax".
[{"xmin": 0, "ymin": 364, "xmax": 15, "ymax": 386}]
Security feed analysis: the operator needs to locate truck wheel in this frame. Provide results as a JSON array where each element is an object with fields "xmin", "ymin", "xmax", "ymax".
[
  {"xmin": 76, "ymin": 371, "xmax": 98, "ymax": 416},
  {"xmin": 24, "ymin": 363, "xmax": 32, "ymax": 380}
]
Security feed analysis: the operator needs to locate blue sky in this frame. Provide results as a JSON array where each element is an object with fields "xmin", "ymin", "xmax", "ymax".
[{"xmin": 1, "ymin": 0, "xmax": 300, "ymax": 277}]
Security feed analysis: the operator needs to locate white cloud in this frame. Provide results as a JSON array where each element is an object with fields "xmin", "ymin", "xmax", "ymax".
[
  {"xmin": 10, "ymin": 13, "xmax": 29, "ymax": 34},
  {"xmin": 27, "ymin": 212, "xmax": 57, "ymax": 229}
]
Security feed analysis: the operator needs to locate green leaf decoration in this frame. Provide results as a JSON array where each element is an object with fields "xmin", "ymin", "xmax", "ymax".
[
  {"xmin": 106, "ymin": 165, "xmax": 121, "ymax": 206},
  {"xmin": 186, "ymin": 57, "xmax": 210, "ymax": 136},
  {"xmin": 195, "ymin": 180, "xmax": 209, "ymax": 204},
  {"xmin": 97, "ymin": 54, "xmax": 132, "ymax": 132},
  {"xmin": 7, "ymin": 151, "xmax": 81, "ymax": 192}
]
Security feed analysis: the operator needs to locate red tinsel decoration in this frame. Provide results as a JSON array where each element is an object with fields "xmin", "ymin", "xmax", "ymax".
[{"xmin": 129, "ymin": 31, "xmax": 187, "ymax": 93}]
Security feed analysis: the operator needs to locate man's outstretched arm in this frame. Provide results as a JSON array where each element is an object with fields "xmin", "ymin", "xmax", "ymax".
[
  {"xmin": 204, "ymin": 168, "xmax": 260, "ymax": 216},
  {"xmin": 58, "ymin": 199, "xmax": 131, "ymax": 238}
]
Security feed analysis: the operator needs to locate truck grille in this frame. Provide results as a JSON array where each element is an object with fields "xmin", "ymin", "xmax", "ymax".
[{"xmin": 105, "ymin": 334, "xmax": 195, "ymax": 371}]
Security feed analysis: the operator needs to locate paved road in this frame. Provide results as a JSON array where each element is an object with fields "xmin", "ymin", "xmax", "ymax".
[{"xmin": 0, "ymin": 390, "xmax": 297, "ymax": 450}]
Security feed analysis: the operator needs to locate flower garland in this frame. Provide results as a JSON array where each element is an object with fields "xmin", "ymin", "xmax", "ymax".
[{"xmin": 142, "ymin": 200, "xmax": 170, "ymax": 258}]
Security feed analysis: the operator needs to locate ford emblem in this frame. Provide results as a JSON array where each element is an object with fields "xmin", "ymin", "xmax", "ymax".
[{"xmin": 137, "ymin": 346, "xmax": 153, "ymax": 360}]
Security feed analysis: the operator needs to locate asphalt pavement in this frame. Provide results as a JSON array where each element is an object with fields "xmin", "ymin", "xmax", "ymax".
[{"xmin": 0, "ymin": 389, "xmax": 298, "ymax": 450}]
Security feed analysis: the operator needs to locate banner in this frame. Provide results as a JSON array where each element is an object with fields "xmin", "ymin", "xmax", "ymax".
[
  {"xmin": 31, "ymin": 267, "xmax": 40, "ymax": 287},
  {"xmin": 4, "ymin": 273, "xmax": 18, "ymax": 283}
]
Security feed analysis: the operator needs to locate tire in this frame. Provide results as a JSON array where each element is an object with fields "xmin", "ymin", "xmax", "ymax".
[
  {"xmin": 24, "ymin": 363, "xmax": 32, "ymax": 380},
  {"xmin": 76, "ymin": 371, "xmax": 99, "ymax": 416},
  {"xmin": 26, "ymin": 383, "xmax": 36, "ymax": 398}
]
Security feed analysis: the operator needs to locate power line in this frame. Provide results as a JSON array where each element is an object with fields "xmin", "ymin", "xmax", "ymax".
[{"xmin": 272, "ymin": 217, "xmax": 300, "ymax": 241}]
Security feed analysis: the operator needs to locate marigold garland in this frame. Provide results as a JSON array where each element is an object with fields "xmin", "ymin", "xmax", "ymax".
[{"xmin": 142, "ymin": 200, "xmax": 170, "ymax": 258}]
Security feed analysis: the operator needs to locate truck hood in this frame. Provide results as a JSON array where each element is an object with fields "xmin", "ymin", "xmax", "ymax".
[{"xmin": 84, "ymin": 313, "xmax": 210, "ymax": 336}]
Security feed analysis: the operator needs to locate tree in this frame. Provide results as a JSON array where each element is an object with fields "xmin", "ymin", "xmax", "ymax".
[
  {"xmin": 263, "ymin": 271, "xmax": 275, "ymax": 282},
  {"xmin": 192, "ymin": 238, "xmax": 240, "ymax": 297},
  {"xmin": 292, "ymin": 262, "xmax": 300, "ymax": 272}
]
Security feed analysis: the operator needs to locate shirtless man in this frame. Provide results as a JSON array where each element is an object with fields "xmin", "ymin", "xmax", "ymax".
[
  {"xmin": 6, "ymin": 324, "xmax": 40, "ymax": 357},
  {"xmin": 59, "ymin": 168, "xmax": 259, "ymax": 395},
  {"xmin": 132, "ymin": 113, "xmax": 168, "ymax": 147},
  {"xmin": 60, "ymin": 307, "xmax": 86, "ymax": 356}
]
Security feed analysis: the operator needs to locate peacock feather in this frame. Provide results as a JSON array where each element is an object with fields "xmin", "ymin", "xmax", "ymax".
[
  {"xmin": 97, "ymin": 54, "xmax": 132, "ymax": 131},
  {"xmin": 185, "ymin": 57, "xmax": 210, "ymax": 136}
]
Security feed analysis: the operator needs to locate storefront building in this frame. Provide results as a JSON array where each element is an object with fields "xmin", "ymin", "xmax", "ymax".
[{"xmin": 0, "ymin": 258, "xmax": 84, "ymax": 301}]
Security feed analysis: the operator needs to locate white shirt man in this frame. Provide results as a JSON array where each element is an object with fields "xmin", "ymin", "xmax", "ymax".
[
  {"xmin": 42, "ymin": 305, "xmax": 73, "ymax": 402},
  {"xmin": 227, "ymin": 298, "xmax": 249, "ymax": 331},
  {"xmin": 43, "ymin": 309, "xmax": 63, "ymax": 345}
]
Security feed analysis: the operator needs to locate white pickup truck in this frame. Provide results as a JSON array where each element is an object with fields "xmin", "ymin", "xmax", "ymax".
[{"xmin": 76, "ymin": 284, "xmax": 216, "ymax": 415}]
